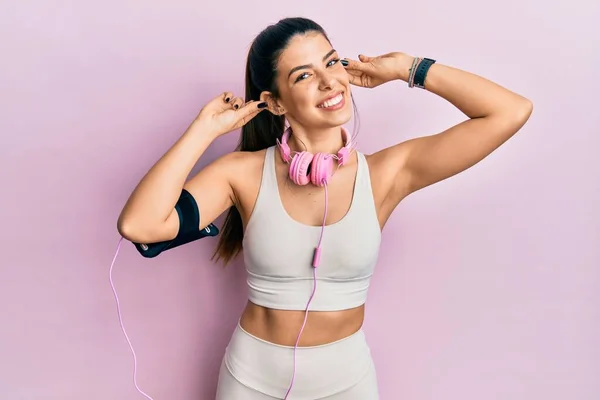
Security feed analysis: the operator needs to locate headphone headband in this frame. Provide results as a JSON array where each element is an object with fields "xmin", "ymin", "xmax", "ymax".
[{"xmin": 277, "ymin": 126, "xmax": 353, "ymax": 166}]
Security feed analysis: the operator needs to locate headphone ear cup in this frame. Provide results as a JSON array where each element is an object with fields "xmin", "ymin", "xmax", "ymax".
[
  {"xmin": 310, "ymin": 152, "xmax": 335, "ymax": 187},
  {"xmin": 289, "ymin": 151, "xmax": 313, "ymax": 186}
]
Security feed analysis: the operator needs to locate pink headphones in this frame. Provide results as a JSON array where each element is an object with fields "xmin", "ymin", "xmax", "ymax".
[
  {"xmin": 276, "ymin": 125, "xmax": 355, "ymax": 399},
  {"xmin": 277, "ymin": 126, "xmax": 353, "ymax": 187}
]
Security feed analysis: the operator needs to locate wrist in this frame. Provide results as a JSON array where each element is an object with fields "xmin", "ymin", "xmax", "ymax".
[
  {"xmin": 178, "ymin": 123, "xmax": 220, "ymax": 161},
  {"xmin": 394, "ymin": 53, "xmax": 416, "ymax": 82},
  {"xmin": 189, "ymin": 118, "xmax": 222, "ymax": 140}
]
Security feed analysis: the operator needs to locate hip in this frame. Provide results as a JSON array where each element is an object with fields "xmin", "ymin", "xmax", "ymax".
[{"xmin": 218, "ymin": 321, "xmax": 377, "ymax": 399}]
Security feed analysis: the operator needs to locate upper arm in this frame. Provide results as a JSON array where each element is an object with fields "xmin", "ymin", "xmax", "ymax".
[
  {"xmin": 184, "ymin": 151, "xmax": 242, "ymax": 226},
  {"xmin": 374, "ymin": 100, "xmax": 533, "ymax": 205},
  {"xmin": 157, "ymin": 152, "xmax": 242, "ymax": 243}
]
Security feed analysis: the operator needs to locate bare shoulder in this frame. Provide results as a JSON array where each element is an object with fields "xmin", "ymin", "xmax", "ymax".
[
  {"xmin": 184, "ymin": 148, "xmax": 267, "ymax": 201},
  {"xmin": 211, "ymin": 148, "xmax": 267, "ymax": 175},
  {"xmin": 225, "ymin": 148, "xmax": 267, "ymax": 175}
]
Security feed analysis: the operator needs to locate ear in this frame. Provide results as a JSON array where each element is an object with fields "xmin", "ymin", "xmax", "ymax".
[{"xmin": 260, "ymin": 91, "xmax": 286, "ymax": 115}]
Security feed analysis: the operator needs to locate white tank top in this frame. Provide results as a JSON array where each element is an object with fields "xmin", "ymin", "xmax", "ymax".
[{"xmin": 242, "ymin": 146, "xmax": 382, "ymax": 311}]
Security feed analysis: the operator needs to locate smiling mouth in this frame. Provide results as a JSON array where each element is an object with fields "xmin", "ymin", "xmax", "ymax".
[{"xmin": 317, "ymin": 92, "xmax": 344, "ymax": 108}]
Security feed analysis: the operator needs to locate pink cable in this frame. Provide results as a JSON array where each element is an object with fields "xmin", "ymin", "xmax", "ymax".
[
  {"xmin": 109, "ymin": 237, "xmax": 154, "ymax": 400},
  {"xmin": 110, "ymin": 181, "xmax": 331, "ymax": 400},
  {"xmin": 283, "ymin": 181, "xmax": 328, "ymax": 399}
]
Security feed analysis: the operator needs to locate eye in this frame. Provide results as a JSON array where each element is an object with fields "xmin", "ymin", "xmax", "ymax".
[
  {"xmin": 295, "ymin": 72, "xmax": 310, "ymax": 83},
  {"xmin": 327, "ymin": 58, "xmax": 340, "ymax": 67},
  {"xmin": 294, "ymin": 58, "xmax": 340, "ymax": 83}
]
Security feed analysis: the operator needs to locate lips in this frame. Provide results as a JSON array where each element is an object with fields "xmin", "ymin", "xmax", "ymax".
[{"xmin": 317, "ymin": 92, "xmax": 344, "ymax": 108}]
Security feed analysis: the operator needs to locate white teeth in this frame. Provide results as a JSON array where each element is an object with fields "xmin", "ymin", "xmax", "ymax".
[{"xmin": 318, "ymin": 93, "xmax": 343, "ymax": 108}]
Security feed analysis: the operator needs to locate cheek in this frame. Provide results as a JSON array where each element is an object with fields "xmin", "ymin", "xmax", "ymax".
[
  {"xmin": 285, "ymin": 70, "xmax": 351, "ymax": 114},
  {"xmin": 336, "ymin": 70, "xmax": 351, "ymax": 87},
  {"xmin": 289, "ymin": 85, "xmax": 318, "ymax": 110}
]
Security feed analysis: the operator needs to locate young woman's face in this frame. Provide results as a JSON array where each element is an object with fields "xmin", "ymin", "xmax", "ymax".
[{"xmin": 273, "ymin": 32, "xmax": 353, "ymax": 130}]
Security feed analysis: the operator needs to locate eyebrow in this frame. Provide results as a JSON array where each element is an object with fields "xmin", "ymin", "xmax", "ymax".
[{"xmin": 287, "ymin": 49, "xmax": 337, "ymax": 78}]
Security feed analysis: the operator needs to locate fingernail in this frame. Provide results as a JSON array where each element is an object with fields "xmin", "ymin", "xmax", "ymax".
[
  {"xmin": 225, "ymin": 97, "xmax": 230, "ymax": 102},
  {"xmin": 341, "ymin": 59, "xmax": 349, "ymax": 67},
  {"xmin": 234, "ymin": 104, "xmax": 239, "ymax": 109},
  {"xmin": 257, "ymin": 102, "xmax": 267, "ymax": 109}
]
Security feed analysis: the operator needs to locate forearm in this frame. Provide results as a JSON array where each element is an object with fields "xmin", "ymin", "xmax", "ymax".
[
  {"xmin": 395, "ymin": 54, "xmax": 532, "ymax": 120},
  {"xmin": 117, "ymin": 120, "xmax": 219, "ymax": 233}
]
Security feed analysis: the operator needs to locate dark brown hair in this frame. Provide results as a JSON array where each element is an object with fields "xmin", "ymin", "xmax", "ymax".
[{"xmin": 212, "ymin": 17, "xmax": 358, "ymax": 265}]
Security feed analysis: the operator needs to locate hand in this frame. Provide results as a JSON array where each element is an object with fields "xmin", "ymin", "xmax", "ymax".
[
  {"xmin": 342, "ymin": 52, "xmax": 414, "ymax": 88},
  {"xmin": 195, "ymin": 92, "xmax": 267, "ymax": 137}
]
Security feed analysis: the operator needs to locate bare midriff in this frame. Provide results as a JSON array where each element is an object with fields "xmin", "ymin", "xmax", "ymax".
[{"xmin": 239, "ymin": 300, "xmax": 365, "ymax": 347}]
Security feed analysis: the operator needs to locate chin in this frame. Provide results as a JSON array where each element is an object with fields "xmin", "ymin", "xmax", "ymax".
[{"xmin": 332, "ymin": 106, "xmax": 353, "ymax": 127}]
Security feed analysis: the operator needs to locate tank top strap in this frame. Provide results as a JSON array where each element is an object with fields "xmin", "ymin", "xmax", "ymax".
[
  {"xmin": 262, "ymin": 146, "xmax": 278, "ymax": 187},
  {"xmin": 352, "ymin": 151, "xmax": 378, "ymax": 216}
]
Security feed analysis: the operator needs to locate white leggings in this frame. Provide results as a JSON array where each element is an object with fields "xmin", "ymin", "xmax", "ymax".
[{"xmin": 215, "ymin": 323, "xmax": 379, "ymax": 399}]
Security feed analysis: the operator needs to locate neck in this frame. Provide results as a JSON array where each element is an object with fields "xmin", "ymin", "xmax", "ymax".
[{"xmin": 286, "ymin": 124, "xmax": 346, "ymax": 155}]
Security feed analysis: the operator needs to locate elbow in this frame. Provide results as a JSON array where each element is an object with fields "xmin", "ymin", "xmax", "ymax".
[
  {"xmin": 503, "ymin": 96, "xmax": 534, "ymax": 132},
  {"xmin": 487, "ymin": 97, "xmax": 533, "ymax": 140},
  {"xmin": 518, "ymin": 97, "xmax": 534, "ymax": 122},
  {"xmin": 116, "ymin": 214, "xmax": 149, "ymax": 243},
  {"xmin": 514, "ymin": 97, "xmax": 534, "ymax": 132},
  {"xmin": 513, "ymin": 96, "xmax": 533, "ymax": 126},
  {"xmin": 117, "ymin": 219, "xmax": 155, "ymax": 243},
  {"xmin": 117, "ymin": 214, "xmax": 174, "ymax": 244},
  {"xmin": 117, "ymin": 217, "xmax": 138, "ymax": 242}
]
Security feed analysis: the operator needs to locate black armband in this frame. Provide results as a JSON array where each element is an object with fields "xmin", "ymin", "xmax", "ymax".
[{"xmin": 132, "ymin": 189, "xmax": 219, "ymax": 258}]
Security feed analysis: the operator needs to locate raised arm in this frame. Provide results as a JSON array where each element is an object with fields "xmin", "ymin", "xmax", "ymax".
[
  {"xmin": 343, "ymin": 53, "xmax": 533, "ymax": 206},
  {"xmin": 386, "ymin": 57, "xmax": 533, "ymax": 200},
  {"xmin": 117, "ymin": 92, "xmax": 266, "ymax": 244}
]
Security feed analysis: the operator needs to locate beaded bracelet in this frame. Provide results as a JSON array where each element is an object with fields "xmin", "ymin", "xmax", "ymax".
[{"xmin": 408, "ymin": 57, "xmax": 422, "ymax": 88}]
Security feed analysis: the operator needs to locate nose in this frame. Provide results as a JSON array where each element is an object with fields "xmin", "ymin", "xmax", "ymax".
[{"xmin": 318, "ymin": 71, "xmax": 336, "ymax": 90}]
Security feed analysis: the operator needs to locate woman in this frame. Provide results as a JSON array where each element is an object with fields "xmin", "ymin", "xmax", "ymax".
[{"xmin": 117, "ymin": 17, "xmax": 532, "ymax": 400}]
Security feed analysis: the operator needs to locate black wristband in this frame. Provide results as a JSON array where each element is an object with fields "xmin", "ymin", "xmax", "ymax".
[{"xmin": 413, "ymin": 58, "xmax": 436, "ymax": 89}]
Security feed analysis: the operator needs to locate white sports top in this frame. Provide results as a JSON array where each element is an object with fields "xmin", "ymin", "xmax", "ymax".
[{"xmin": 241, "ymin": 146, "xmax": 382, "ymax": 311}]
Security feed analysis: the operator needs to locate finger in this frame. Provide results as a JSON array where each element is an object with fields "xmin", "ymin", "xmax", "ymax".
[
  {"xmin": 341, "ymin": 58, "xmax": 365, "ymax": 71},
  {"xmin": 345, "ymin": 69, "xmax": 363, "ymax": 77},
  {"xmin": 358, "ymin": 54, "xmax": 374, "ymax": 63},
  {"xmin": 344, "ymin": 68, "xmax": 364, "ymax": 81},
  {"xmin": 223, "ymin": 91, "xmax": 234, "ymax": 103},
  {"xmin": 232, "ymin": 112, "xmax": 264, "ymax": 130},
  {"xmin": 234, "ymin": 100, "xmax": 267, "ymax": 124},
  {"xmin": 209, "ymin": 91, "xmax": 235, "ymax": 112},
  {"xmin": 347, "ymin": 74, "xmax": 361, "ymax": 86},
  {"xmin": 236, "ymin": 108, "xmax": 263, "ymax": 128},
  {"xmin": 347, "ymin": 73, "xmax": 367, "ymax": 87},
  {"xmin": 230, "ymin": 96, "xmax": 244, "ymax": 110}
]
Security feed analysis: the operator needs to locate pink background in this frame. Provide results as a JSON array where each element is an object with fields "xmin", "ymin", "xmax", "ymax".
[{"xmin": 1, "ymin": 1, "xmax": 598, "ymax": 399}]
